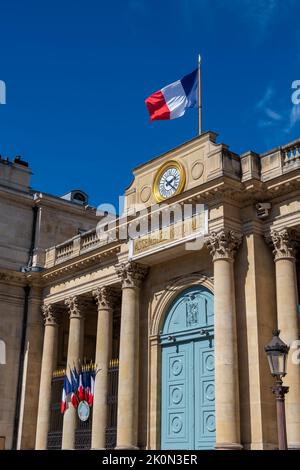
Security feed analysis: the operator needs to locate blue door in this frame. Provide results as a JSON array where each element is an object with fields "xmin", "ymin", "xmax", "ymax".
[{"xmin": 161, "ymin": 286, "xmax": 215, "ymax": 450}]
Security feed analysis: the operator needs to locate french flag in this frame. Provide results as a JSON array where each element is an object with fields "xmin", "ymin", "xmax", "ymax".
[
  {"xmin": 70, "ymin": 367, "xmax": 79, "ymax": 409},
  {"xmin": 78, "ymin": 366, "xmax": 84, "ymax": 402},
  {"xmin": 145, "ymin": 69, "xmax": 198, "ymax": 122},
  {"xmin": 83, "ymin": 367, "xmax": 90, "ymax": 403},
  {"xmin": 88, "ymin": 369, "xmax": 95, "ymax": 407},
  {"xmin": 61, "ymin": 373, "xmax": 71, "ymax": 414}
]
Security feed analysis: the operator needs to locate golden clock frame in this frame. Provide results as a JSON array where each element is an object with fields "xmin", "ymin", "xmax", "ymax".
[{"xmin": 152, "ymin": 160, "xmax": 186, "ymax": 203}]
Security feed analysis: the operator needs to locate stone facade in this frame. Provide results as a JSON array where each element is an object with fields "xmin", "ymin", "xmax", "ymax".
[
  {"xmin": 1, "ymin": 133, "xmax": 300, "ymax": 450},
  {"xmin": 0, "ymin": 156, "xmax": 98, "ymax": 449}
]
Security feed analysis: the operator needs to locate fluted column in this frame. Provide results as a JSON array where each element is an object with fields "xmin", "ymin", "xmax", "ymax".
[
  {"xmin": 35, "ymin": 304, "xmax": 59, "ymax": 449},
  {"xmin": 206, "ymin": 230, "xmax": 242, "ymax": 450},
  {"xmin": 91, "ymin": 287, "xmax": 118, "ymax": 449},
  {"xmin": 115, "ymin": 261, "xmax": 148, "ymax": 449},
  {"xmin": 61, "ymin": 296, "xmax": 85, "ymax": 450},
  {"xmin": 269, "ymin": 229, "xmax": 300, "ymax": 448}
]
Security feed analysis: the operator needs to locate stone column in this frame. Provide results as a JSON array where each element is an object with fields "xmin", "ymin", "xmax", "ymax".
[
  {"xmin": 206, "ymin": 230, "xmax": 242, "ymax": 450},
  {"xmin": 35, "ymin": 304, "xmax": 59, "ymax": 450},
  {"xmin": 91, "ymin": 286, "xmax": 117, "ymax": 449},
  {"xmin": 270, "ymin": 229, "xmax": 300, "ymax": 448},
  {"xmin": 115, "ymin": 261, "xmax": 148, "ymax": 449},
  {"xmin": 61, "ymin": 296, "xmax": 85, "ymax": 450}
]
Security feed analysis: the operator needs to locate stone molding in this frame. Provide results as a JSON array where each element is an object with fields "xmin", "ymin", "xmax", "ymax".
[
  {"xmin": 41, "ymin": 303, "xmax": 59, "ymax": 326},
  {"xmin": 92, "ymin": 286, "xmax": 119, "ymax": 310},
  {"xmin": 206, "ymin": 229, "xmax": 242, "ymax": 261},
  {"xmin": 115, "ymin": 261, "xmax": 148, "ymax": 289},
  {"xmin": 267, "ymin": 229, "xmax": 297, "ymax": 261}
]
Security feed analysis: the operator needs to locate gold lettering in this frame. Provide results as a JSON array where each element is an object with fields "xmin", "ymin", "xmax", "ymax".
[{"xmin": 133, "ymin": 215, "xmax": 205, "ymax": 255}]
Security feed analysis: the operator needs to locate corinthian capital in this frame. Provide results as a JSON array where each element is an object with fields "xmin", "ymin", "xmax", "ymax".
[
  {"xmin": 41, "ymin": 304, "xmax": 59, "ymax": 326},
  {"xmin": 115, "ymin": 261, "xmax": 148, "ymax": 288},
  {"xmin": 65, "ymin": 296, "xmax": 85, "ymax": 319},
  {"xmin": 206, "ymin": 230, "xmax": 242, "ymax": 261},
  {"xmin": 92, "ymin": 286, "xmax": 119, "ymax": 310},
  {"xmin": 268, "ymin": 229, "xmax": 297, "ymax": 260}
]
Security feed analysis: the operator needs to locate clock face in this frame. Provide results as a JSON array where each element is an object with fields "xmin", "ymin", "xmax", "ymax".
[
  {"xmin": 159, "ymin": 167, "xmax": 181, "ymax": 199},
  {"xmin": 153, "ymin": 160, "xmax": 186, "ymax": 202}
]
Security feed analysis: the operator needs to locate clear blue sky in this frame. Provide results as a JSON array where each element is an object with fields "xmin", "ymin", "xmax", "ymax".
[{"xmin": 1, "ymin": 0, "xmax": 300, "ymax": 207}]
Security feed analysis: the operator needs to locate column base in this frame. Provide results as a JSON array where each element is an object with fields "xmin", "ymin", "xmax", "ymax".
[
  {"xmin": 288, "ymin": 444, "xmax": 300, "ymax": 450},
  {"xmin": 215, "ymin": 443, "xmax": 243, "ymax": 450},
  {"xmin": 115, "ymin": 445, "xmax": 139, "ymax": 450}
]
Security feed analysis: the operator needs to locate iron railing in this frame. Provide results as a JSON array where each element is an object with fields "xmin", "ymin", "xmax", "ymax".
[
  {"xmin": 47, "ymin": 360, "xmax": 119, "ymax": 450},
  {"xmin": 105, "ymin": 359, "xmax": 119, "ymax": 449},
  {"xmin": 47, "ymin": 374, "xmax": 64, "ymax": 450}
]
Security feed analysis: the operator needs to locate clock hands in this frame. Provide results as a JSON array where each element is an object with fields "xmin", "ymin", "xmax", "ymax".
[
  {"xmin": 168, "ymin": 181, "xmax": 176, "ymax": 191},
  {"xmin": 165, "ymin": 175, "xmax": 176, "ymax": 191}
]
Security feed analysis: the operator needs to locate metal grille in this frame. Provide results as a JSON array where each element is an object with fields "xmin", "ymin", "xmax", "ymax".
[
  {"xmin": 105, "ymin": 359, "xmax": 119, "ymax": 449},
  {"xmin": 47, "ymin": 376, "xmax": 64, "ymax": 450},
  {"xmin": 47, "ymin": 360, "xmax": 119, "ymax": 450},
  {"xmin": 75, "ymin": 415, "xmax": 92, "ymax": 450}
]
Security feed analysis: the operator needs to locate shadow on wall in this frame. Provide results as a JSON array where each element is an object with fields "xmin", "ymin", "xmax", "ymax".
[{"xmin": 0, "ymin": 340, "xmax": 6, "ymax": 364}]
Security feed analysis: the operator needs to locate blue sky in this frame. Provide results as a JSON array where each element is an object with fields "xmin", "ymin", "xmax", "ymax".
[{"xmin": 1, "ymin": 0, "xmax": 300, "ymax": 207}]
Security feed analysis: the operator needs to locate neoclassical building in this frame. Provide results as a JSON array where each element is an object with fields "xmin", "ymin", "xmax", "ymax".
[{"xmin": 1, "ymin": 132, "xmax": 300, "ymax": 450}]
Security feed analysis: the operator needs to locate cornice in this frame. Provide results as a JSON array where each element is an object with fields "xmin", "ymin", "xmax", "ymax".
[
  {"xmin": 33, "ymin": 192, "xmax": 97, "ymax": 217},
  {"xmin": 263, "ymin": 171, "xmax": 300, "ymax": 198},
  {"xmin": 132, "ymin": 132, "xmax": 218, "ymax": 175},
  {"xmin": 0, "ymin": 187, "xmax": 33, "ymax": 207},
  {"xmin": 42, "ymin": 244, "xmax": 120, "ymax": 282},
  {"xmin": 0, "ymin": 269, "xmax": 26, "ymax": 285},
  {"xmin": 0, "ymin": 269, "xmax": 43, "ymax": 287}
]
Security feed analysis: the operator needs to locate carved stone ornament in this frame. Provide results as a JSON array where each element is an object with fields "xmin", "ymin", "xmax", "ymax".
[
  {"xmin": 92, "ymin": 286, "xmax": 119, "ymax": 310},
  {"xmin": 65, "ymin": 296, "xmax": 85, "ymax": 319},
  {"xmin": 41, "ymin": 304, "xmax": 59, "ymax": 326},
  {"xmin": 115, "ymin": 261, "xmax": 149, "ymax": 288},
  {"xmin": 206, "ymin": 230, "xmax": 242, "ymax": 261},
  {"xmin": 268, "ymin": 229, "xmax": 297, "ymax": 260}
]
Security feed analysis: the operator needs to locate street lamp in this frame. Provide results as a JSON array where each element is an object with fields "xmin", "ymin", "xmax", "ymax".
[{"xmin": 265, "ymin": 329, "xmax": 290, "ymax": 450}]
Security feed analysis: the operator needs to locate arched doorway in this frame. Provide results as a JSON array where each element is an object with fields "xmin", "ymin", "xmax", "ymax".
[{"xmin": 160, "ymin": 285, "xmax": 215, "ymax": 450}]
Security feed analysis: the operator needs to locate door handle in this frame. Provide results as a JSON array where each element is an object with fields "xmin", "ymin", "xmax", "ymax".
[
  {"xmin": 167, "ymin": 335, "xmax": 176, "ymax": 342},
  {"xmin": 199, "ymin": 329, "xmax": 209, "ymax": 336}
]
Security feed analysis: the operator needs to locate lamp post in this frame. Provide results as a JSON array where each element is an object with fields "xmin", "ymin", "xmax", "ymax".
[{"xmin": 265, "ymin": 329, "xmax": 290, "ymax": 450}]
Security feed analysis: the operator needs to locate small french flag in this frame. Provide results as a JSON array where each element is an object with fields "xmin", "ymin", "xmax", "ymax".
[
  {"xmin": 70, "ymin": 367, "xmax": 79, "ymax": 409},
  {"xmin": 145, "ymin": 69, "xmax": 198, "ymax": 122},
  {"xmin": 78, "ymin": 366, "xmax": 84, "ymax": 402},
  {"xmin": 88, "ymin": 369, "xmax": 95, "ymax": 407},
  {"xmin": 61, "ymin": 373, "xmax": 71, "ymax": 414}
]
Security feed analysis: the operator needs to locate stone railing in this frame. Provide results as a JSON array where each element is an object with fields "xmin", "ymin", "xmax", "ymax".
[
  {"xmin": 44, "ymin": 207, "xmax": 209, "ymax": 268},
  {"xmin": 282, "ymin": 139, "xmax": 300, "ymax": 166},
  {"xmin": 56, "ymin": 241, "xmax": 73, "ymax": 261},
  {"xmin": 45, "ymin": 226, "xmax": 118, "ymax": 268},
  {"xmin": 259, "ymin": 137, "xmax": 300, "ymax": 181}
]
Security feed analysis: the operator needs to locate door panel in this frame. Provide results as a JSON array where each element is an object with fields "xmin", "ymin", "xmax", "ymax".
[
  {"xmin": 161, "ymin": 342, "xmax": 194, "ymax": 449},
  {"xmin": 194, "ymin": 338, "xmax": 215, "ymax": 449},
  {"xmin": 160, "ymin": 286, "xmax": 215, "ymax": 450}
]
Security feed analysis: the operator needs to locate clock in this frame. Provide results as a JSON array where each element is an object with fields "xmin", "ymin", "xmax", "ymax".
[{"xmin": 153, "ymin": 160, "xmax": 186, "ymax": 202}]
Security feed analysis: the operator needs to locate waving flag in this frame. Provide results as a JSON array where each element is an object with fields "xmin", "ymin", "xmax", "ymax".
[
  {"xmin": 83, "ymin": 366, "xmax": 91, "ymax": 403},
  {"xmin": 78, "ymin": 365, "xmax": 84, "ymax": 402},
  {"xmin": 70, "ymin": 367, "xmax": 79, "ymax": 409},
  {"xmin": 88, "ymin": 369, "xmax": 95, "ymax": 407},
  {"xmin": 61, "ymin": 373, "xmax": 71, "ymax": 414},
  {"xmin": 145, "ymin": 69, "xmax": 198, "ymax": 122}
]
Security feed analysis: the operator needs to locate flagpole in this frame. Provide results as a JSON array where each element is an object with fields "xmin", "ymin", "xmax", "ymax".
[{"xmin": 198, "ymin": 54, "xmax": 202, "ymax": 136}]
